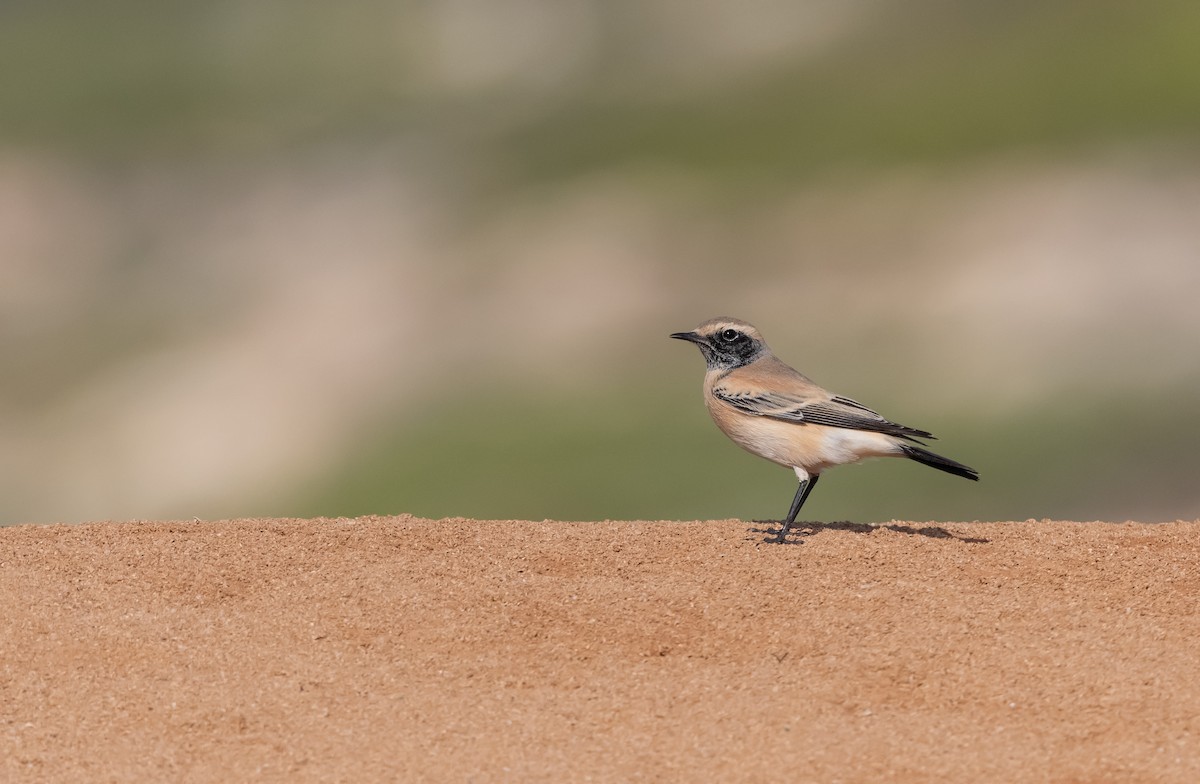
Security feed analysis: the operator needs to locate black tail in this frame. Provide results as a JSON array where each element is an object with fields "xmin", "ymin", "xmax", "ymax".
[{"xmin": 900, "ymin": 444, "xmax": 979, "ymax": 481}]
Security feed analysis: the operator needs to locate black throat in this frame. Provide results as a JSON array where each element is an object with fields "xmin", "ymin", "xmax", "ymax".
[{"xmin": 700, "ymin": 340, "xmax": 763, "ymax": 371}]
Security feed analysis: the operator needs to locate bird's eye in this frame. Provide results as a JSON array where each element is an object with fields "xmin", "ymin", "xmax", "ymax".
[{"xmin": 720, "ymin": 328, "xmax": 743, "ymax": 343}]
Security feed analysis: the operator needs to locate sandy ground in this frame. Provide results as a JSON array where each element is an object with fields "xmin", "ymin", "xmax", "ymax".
[{"xmin": 2, "ymin": 516, "xmax": 1198, "ymax": 783}]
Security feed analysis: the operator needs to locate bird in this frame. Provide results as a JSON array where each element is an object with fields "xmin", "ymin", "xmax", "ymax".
[{"xmin": 670, "ymin": 317, "xmax": 978, "ymax": 543}]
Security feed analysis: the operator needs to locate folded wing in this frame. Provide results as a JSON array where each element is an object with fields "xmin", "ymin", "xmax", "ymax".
[{"xmin": 712, "ymin": 388, "xmax": 934, "ymax": 442}]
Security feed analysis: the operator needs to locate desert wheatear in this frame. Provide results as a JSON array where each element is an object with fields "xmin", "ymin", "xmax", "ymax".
[{"xmin": 671, "ymin": 317, "xmax": 978, "ymax": 543}]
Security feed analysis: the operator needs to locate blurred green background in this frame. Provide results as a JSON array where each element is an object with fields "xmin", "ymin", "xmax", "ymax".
[{"xmin": 3, "ymin": 0, "xmax": 1199, "ymax": 526}]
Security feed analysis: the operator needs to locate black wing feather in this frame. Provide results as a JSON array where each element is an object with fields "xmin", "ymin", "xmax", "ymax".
[{"xmin": 713, "ymin": 389, "xmax": 934, "ymax": 442}]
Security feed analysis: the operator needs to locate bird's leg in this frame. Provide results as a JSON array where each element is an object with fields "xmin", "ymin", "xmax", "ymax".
[{"xmin": 775, "ymin": 474, "xmax": 820, "ymax": 544}]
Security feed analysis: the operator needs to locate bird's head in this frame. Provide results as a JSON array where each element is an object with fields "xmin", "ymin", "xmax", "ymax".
[{"xmin": 670, "ymin": 317, "xmax": 768, "ymax": 370}]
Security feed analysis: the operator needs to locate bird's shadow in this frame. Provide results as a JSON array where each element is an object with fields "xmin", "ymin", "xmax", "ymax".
[{"xmin": 747, "ymin": 520, "xmax": 990, "ymax": 546}]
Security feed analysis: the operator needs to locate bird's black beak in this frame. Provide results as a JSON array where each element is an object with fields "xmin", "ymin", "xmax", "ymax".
[{"xmin": 670, "ymin": 331, "xmax": 705, "ymax": 345}]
